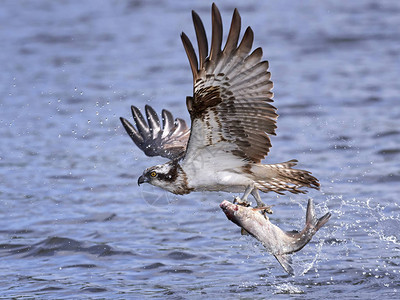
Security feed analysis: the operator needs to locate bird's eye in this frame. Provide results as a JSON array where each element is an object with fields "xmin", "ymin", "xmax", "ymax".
[{"xmin": 150, "ymin": 171, "xmax": 157, "ymax": 177}]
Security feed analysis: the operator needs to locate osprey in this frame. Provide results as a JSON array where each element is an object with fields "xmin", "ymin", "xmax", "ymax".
[{"xmin": 120, "ymin": 4, "xmax": 319, "ymax": 209}]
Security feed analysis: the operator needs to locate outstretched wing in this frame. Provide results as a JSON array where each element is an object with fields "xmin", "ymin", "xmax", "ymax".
[
  {"xmin": 181, "ymin": 4, "xmax": 277, "ymax": 164},
  {"xmin": 120, "ymin": 105, "xmax": 190, "ymax": 160}
]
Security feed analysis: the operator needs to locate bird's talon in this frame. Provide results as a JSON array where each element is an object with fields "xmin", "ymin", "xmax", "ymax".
[
  {"xmin": 264, "ymin": 207, "xmax": 273, "ymax": 214},
  {"xmin": 257, "ymin": 207, "xmax": 273, "ymax": 219},
  {"xmin": 233, "ymin": 196, "xmax": 251, "ymax": 207},
  {"xmin": 254, "ymin": 205, "xmax": 273, "ymax": 216}
]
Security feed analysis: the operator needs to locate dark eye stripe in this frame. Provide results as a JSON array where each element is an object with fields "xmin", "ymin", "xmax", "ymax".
[{"xmin": 151, "ymin": 164, "xmax": 180, "ymax": 182}]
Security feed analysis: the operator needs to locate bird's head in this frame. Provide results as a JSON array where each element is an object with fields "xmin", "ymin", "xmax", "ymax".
[{"xmin": 137, "ymin": 161, "xmax": 187, "ymax": 194}]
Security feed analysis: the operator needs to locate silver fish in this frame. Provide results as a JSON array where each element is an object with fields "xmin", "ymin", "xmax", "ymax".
[{"xmin": 220, "ymin": 199, "xmax": 331, "ymax": 275}]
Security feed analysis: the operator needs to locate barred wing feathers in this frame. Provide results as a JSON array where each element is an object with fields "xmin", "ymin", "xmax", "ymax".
[
  {"xmin": 181, "ymin": 4, "xmax": 277, "ymax": 164},
  {"xmin": 120, "ymin": 105, "xmax": 190, "ymax": 160}
]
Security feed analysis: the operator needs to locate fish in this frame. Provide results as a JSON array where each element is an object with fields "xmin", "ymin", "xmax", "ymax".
[{"xmin": 220, "ymin": 198, "xmax": 331, "ymax": 275}]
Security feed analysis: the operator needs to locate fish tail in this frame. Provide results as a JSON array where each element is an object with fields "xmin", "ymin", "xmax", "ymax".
[
  {"xmin": 306, "ymin": 199, "xmax": 331, "ymax": 232},
  {"xmin": 274, "ymin": 254, "xmax": 294, "ymax": 275}
]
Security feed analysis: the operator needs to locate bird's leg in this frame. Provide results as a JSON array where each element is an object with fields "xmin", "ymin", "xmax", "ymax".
[
  {"xmin": 251, "ymin": 189, "xmax": 273, "ymax": 215},
  {"xmin": 233, "ymin": 185, "xmax": 253, "ymax": 207}
]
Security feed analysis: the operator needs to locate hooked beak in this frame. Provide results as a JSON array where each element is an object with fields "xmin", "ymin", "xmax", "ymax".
[{"xmin": 137, "ymin": 175, "xmax": 147, "ymax": 186}]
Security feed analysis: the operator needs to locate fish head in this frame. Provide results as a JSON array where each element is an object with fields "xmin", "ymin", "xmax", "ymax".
[
  {"xmin": 220, "ymin": 200, "xmax": 249, "ymax": 227},
  {"xmin": 220, "ymin": 200, "xmax": 237, "ymax": 218}
]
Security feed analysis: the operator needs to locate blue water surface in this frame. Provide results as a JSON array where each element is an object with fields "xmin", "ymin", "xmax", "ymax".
[{"xmin": 1, "ymin": 0, "xmax": 399, "ymax": 298}]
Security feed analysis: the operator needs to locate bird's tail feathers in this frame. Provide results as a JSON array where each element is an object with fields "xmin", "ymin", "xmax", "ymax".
[{"xmin": 254, "ymin": 160, "xmax": 320, "ymax": 195}]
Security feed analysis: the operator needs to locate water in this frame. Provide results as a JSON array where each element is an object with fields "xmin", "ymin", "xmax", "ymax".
[{"xmin": 1, "ymin": 0, "xmax": 399, "ymax": 298}]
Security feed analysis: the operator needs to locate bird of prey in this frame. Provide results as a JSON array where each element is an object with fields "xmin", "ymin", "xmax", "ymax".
[{"xmin": 120, "ymin": 3, "xmax": 319, "ymax": 209}]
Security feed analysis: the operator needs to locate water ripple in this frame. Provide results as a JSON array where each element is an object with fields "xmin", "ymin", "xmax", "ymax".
[{"xmin": 1, "ymin": 236, "xmax": 133, "ymax": 258}]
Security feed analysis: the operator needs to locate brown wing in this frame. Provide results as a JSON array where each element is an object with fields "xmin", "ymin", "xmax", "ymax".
[
  {"xmin": 120, "ymin": 105, "xmax": 190, "ymax": 160},
  {"xmin": 181, "ymin": 4, "xmax": 277, "ymax": 164}
]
